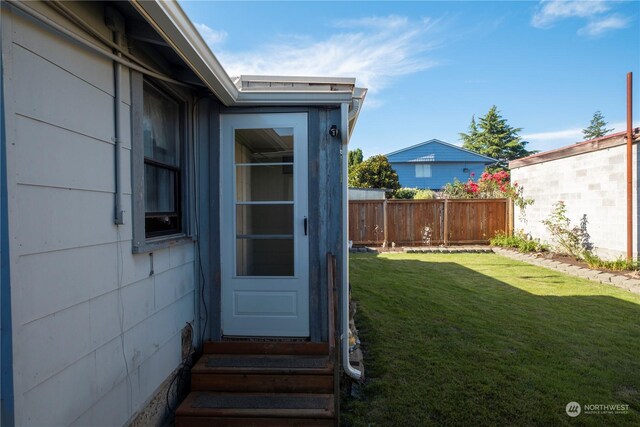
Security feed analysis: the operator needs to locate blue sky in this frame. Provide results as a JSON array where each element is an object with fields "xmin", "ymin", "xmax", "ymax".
[{"xmin": 181, "ymin": 0, "xmax": 640, "ymax": 158}]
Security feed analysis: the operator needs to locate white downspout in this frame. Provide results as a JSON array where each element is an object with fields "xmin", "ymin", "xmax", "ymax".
[{"xmin": 340, "ymin": 102, "xmax": 362, "ymax": 380}]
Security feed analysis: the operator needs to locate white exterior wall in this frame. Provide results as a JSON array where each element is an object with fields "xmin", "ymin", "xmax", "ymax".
[
  {"xmin": 348, "ymin": 188, "xmax": 386, "ymax": 200},
  {"xmin": 2, "ymin": 3, "xmax": 195, "ymax": 426},
  {"xmin": 512, "ymin": 143, "xmax": 638, "ymax": 260}
]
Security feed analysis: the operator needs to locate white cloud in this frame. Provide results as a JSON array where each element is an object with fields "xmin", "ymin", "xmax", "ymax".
[
  {"xmin": 194, "ymin": 23, "xmax": 227, "ymax": 46},
  {"xmin": 531, "ymin": 0, "xmax": 629, "ymax": 36},
  {"xmin": 531, "ymin": 0, "xmax": 610, "ymax": 28},
  {"xmin": 577, "ymin": 14, "xmax": 631, "ymax": 36},
  {"xmin": 522, "ymin": 127, "xmax": 583, "ymax": 142},
  {"xmin": 196, "ymin": 15, "xmax": 441, "ymax": 101},
  {"xmin": 522, "ymin": 121, "xmax": 633, "ymax": 152}
]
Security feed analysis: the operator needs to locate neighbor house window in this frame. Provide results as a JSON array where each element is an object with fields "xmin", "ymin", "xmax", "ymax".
[
  {"xmin": 142, "ymin": 82, "xmax": 182, "ymax": 238},
  {"xmin": 415, "ymin": 164, "xmax": 431, "ymax": 178}
]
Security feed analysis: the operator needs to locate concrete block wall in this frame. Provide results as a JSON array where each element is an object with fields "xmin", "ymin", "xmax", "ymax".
[
  {"xmin": 512, "ymin": 143, "xmax": 638, "ymax": 260},
  {"xmin": 2, "ymin": 3, "xmax": 195, "ymax": 425}
]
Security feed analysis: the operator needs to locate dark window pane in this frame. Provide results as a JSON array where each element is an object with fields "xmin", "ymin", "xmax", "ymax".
[
  {"xmin": 146, "ymin": 214, "xmax": 180, "ymax": 238},
  {"xmin": 236, "ymin": 204, "xmax": 293, "ymax": 236},
  {"xmin": 236, "ymin": 238, "xmax": 294, "ymax": 276},
  {"xmin": 145, "ymin": 164, "xmax": 176, "ymax": 213},
  {"xmin": 143, "ymin": 83, "xmax": 180, "ymax": 166},
  {"xmin": 236, "ymin": 165, "xmax": 293, "ymax": 202}
]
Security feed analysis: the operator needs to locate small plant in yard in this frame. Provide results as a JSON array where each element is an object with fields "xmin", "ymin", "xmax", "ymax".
[
  {"xmin": 541, "ymin": 201, "xmax": 589, "ymax": 259},
  {"xmin": 422, "ymin": 226, "xmax": 432, "ymax": 246},
  {"xmin": 583, "ymin": 252, "xmax": 639, "ymax": 271},
  {"xmin": 490, "ymin": 230, "xmax": 549, "ymax": 253}
]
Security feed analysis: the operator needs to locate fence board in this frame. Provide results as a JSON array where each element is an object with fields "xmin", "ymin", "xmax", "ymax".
[{"xmin": 349, "ymin": 199, "xmax": 510, "ymax": 246}]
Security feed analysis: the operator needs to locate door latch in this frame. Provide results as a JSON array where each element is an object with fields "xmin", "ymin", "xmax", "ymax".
[{"xmin": 304, "ymin": 217, "xmax": 308, "ymax": 236}]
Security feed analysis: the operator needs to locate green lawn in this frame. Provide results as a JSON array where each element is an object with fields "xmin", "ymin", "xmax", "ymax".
[{"xmin": 342, "ymin": 253, "xmax": 640, "ymax": 427}]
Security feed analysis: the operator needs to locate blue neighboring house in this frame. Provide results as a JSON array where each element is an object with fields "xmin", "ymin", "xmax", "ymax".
[{"xmin": 387, "ymin": 139, "xmax": 496, "ymax": 190}]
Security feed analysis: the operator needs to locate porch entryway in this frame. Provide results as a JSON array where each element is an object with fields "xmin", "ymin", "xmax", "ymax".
[{"xmin": 220, "ymin": 113, "xmax": 310, "ymax": 337}]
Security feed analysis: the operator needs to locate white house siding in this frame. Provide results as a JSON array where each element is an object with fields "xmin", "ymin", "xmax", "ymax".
[
  {"xmin": 2, "ymin": 3, "xmax": 195, "ymax": 426},
  {"xmin": 512, "ymin": 143, "xmax": 638, "ymax": 260}
]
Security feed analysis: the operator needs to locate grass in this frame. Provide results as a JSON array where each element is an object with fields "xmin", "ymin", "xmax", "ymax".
[{"xmin": 342, "ymin": 253, "xmax": 640, "ymax": 427}]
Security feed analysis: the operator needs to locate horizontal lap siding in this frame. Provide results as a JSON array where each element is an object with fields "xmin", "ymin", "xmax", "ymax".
[
  {"xmin": 4, "ymin": 4, "xmax": 195, "ymax": 426},
  {"xmin": 392, "ymin": 162, "xmax": 488, "ymax": 190}
]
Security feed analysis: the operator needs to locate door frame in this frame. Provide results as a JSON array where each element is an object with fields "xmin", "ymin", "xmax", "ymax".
[{"xmin": 219, "ymin": 112, "xmax": 310, "ymax": 337}]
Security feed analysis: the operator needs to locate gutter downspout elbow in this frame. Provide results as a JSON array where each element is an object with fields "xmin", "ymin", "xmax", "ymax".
[{"xmin": 340, "ymin": 102, "xmax": 362, "ymax": 381}]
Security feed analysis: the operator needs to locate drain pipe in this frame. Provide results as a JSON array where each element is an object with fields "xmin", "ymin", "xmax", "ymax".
[
  {"xmin": 627, "ymin": 72, "xmax": 633, "ymax": 260},
  {"xmin": 106, "ymin": 8, "xmax": 125, "ymax": 225},
  {"xmin": 340, "ymin": 102, "xmax": 362, "ymax": 380}
]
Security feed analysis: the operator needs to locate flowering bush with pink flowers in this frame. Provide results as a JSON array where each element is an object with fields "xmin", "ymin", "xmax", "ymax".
[{"xmin": 443, "ymin": 170, "xmax": 532, "ymax": 211}]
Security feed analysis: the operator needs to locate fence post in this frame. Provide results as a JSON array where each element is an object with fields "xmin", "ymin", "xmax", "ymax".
[
  {"xmin": 443, "ymin": 199, "xmax": 449, "ymax": 246},
  {"xmin": 383, "ymin": 199, "xmax": 388, "ymax": 247},
  {"xmin": 507, "ymin": 198, "xmax": 514, "ymax": 236}
]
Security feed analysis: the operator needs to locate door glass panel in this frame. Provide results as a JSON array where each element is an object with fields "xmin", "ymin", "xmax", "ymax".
[
  {"xmin": 236, "ymin": 165, "xmax": 293, "ymax": 201},
  {"xmin": 236, "ymin": 204, "xmax": 293, "ymax": 236},
  {"xmin": 235, "ymin": 127, "xmax": 295, "ymax": 277},
  {"xmin": 236, "ymin": 238, "xmax": 294, "ymax": 276},
  {"xmin": 235, "ymin": 128, "xmax": 293, "ymax": 163}
]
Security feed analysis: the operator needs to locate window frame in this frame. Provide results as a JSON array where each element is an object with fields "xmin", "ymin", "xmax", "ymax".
[{"xmin": 131, "ymin": 72, "xmax": 191, "ymax": 253}]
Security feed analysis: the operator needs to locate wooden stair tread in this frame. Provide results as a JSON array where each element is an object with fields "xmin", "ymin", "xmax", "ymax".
[
  {"xmin": 192, "ymin": 372, "xmax": 333, "ymax": 393},
  {"xmin": 193, "ymin": 354, "xmax": 333, "ymax": 374},
  {"xmin": 204, "ymin": 341, "xmax": 330, "ymax": 355},
  {"xmin": 176, "ymin": 392, "xmax": 335, "ymax": 418}
]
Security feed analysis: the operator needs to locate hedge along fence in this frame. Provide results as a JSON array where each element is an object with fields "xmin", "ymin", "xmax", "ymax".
[{"xmin": 349, "ymin": 199, "xmax": 514, "ymax": 246}]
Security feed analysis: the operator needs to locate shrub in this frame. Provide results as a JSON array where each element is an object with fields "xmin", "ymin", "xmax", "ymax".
[
  {"xmin": 541, "ymin": 201, "xmax": 588, "ymax": 259},
  {"xmin": 442, "ymin": 171, "xmax": 533, "ymax": 213},
  {"xmin": 491, "ymin": 231, "xmax": 549, "ymax": 253},
  {"xmin": 414, "ymin": 189, "xmax": 435, "ymax": 200},
  {"xmin": 394, "ymin": 188, "xmax": 417, "ymax": 199}
]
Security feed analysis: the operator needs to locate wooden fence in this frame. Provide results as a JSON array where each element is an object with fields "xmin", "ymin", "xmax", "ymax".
[{"xmin": 349, "ymin": 199, "xmax": 513, "ymax": 246}]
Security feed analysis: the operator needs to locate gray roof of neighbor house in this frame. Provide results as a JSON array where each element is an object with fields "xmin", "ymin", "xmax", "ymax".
[
  {"xmin": 129, "ymin": 0, "xmax": 367, "ymax": 132},
  {"xmin": 386, "ymin": 139, "xmax": 497, "ymax": 163}
]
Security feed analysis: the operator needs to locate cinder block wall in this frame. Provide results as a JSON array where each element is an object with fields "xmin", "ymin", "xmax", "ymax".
[{"xmin": 511, "ymin": 143, "xmax": 638, "ymax": 260}]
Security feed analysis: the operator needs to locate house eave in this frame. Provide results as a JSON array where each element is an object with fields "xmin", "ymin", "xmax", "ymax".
[{"xmin": 128, "ymin": 0, "xmax": 365, "ymax": 109}]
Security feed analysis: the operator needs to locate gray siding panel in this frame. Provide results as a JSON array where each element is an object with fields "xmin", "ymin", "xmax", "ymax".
[
  {"xmin": 4, "ymin": 4, "xmax": 196, "ymax": 425},
  {"xmin": 393, "ymin": 161, "xmax": 488, "ymax": 190}
]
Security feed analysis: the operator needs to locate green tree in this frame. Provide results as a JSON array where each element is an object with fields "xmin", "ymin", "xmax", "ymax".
[
  {"xmin": 348, "ymin": 155, "xmax": 401, "ymax": 197},
  {"xmin": 582, "ymin": 111, "xmax": 613, "ymax": 141},
  {"xmin": 348, "ymin": 148, "xmax": 364, "ymax": 170},
  {"xmin": 459, "ymin": 105, "xmax": 534, "ymax": 170}
]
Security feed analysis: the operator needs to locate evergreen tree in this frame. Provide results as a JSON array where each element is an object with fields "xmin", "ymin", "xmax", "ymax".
[
  {"xmin": 348, "ymin": 148, "xmax": 363, "ymax": 170},
  {"xmin": 582, "ymin": 111, "xmax": 613, "ymax": 141},
  {"xmin": 348, "ymin": 155, "xmax": 400, "ymax": 197},
  {"xmin": 459, "ymin": 105, "xmax": 533, "ymax": 170}
]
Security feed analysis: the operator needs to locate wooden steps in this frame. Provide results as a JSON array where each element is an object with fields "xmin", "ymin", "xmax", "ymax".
[
  {"xmin": 175, "ymin": 254, "xmax": 341, "ymax": 426},
  {"xmin": 175, "ymin": 341, "xmax": 338, "ymax": 426}
]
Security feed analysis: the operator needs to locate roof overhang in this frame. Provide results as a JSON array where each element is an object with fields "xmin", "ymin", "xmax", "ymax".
[{"xmin": 128, "ymin": 0, "xmax": 367, "ymax": 130}]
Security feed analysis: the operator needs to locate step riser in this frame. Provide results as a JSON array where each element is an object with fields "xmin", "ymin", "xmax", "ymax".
[
  {"xmin": 192, "ymin": 373, "xmax": 334, "ymax": 393},
  {"xmin": 175, "ymin": 417, "xmax": 334, "ymax": 427},
  {"xmin": 204, "ymin": 342, "xmax": 330, "ymax": 355}
]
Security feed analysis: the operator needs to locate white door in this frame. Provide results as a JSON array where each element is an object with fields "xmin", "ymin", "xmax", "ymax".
[{"xmin": 220, "ymin": 113, "xmax": 309, "ymax": 337}]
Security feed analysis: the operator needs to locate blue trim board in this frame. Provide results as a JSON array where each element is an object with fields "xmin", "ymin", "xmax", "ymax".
[{"xmin": 0, "ymin": 36, "xmax": 15, "ymax": 426}]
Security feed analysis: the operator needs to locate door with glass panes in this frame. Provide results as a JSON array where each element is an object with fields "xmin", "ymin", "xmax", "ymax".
[{"xmin": 220, "ymin": 113, "xmax": 309, "ymax": 337}]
